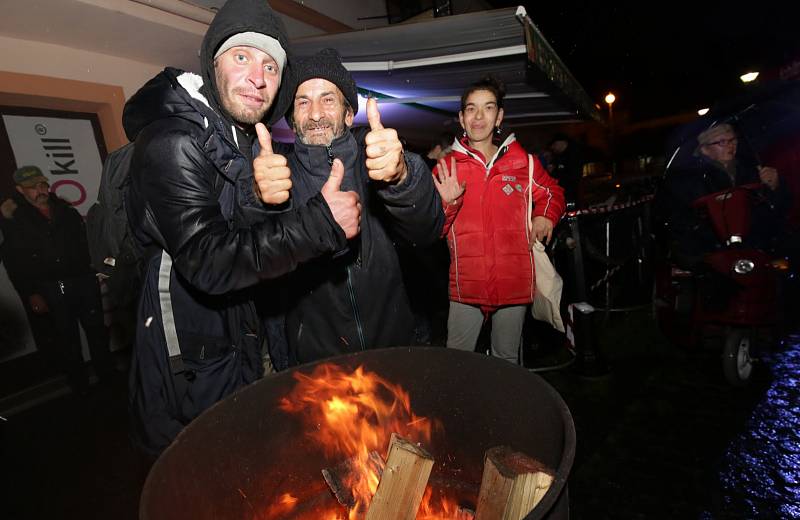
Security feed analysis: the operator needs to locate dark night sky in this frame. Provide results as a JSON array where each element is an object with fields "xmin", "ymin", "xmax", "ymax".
[{"xmin": 487, "ymin": 1, "xmax": 799, "ymax": 122}]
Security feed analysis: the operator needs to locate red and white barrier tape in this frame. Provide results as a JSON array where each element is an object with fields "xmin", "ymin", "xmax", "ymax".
[
  {"xmin": 565, "ymin": 194, "xmax": 654, "ymax": 218},
  {"xmin": 589, "ymin": 265, "xmax": 623, "ymax": 292}
]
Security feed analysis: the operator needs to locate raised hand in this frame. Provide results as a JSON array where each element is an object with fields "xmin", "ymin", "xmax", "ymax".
[
  {"xmin": 530, "ymin": 216, "xmax": 555, "ymax": 246},
  {"xmin": 253, "ymin": 123, "xmax": 292, "ymax": 205},
  {"xmin": 758, "ymin": 166, "xmax": 779, "ymax": 191},
  {"xmin": 0, "ymin": 198, "xmax": 17, "ymax": 219},
  {"xmin": 320, "ymin": 158, "xmax": 361, "ymax": 239},
  {"xmin": 433, "ymin": 157, "xmax": 465, "ymax": 205},
  {"xmin": 364, "ymin": 98, "xmax": 407, "ymax": 184}
]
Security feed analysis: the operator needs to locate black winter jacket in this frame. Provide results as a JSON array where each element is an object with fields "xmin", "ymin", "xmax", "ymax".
[
  {"xmin": 0, "ymin": 193, "xmax": 93, "ymax": 299},
  {"xmin": 123, "ymin": 67, "xmax": 346, "ymax": 454},
  {"xmin": 277, "ymin": 129, "xmax": 444, "ymax": 364}
]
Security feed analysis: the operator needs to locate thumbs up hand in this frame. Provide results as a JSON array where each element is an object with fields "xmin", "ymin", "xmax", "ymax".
[
  {"xmin": 320, "ymin": 159, "xmax": 361, "ymax": 239},
  {"xmin": 364, "ymin": 98, "xmax": 407, "ymax": 184},
  {"xmin": 253, "ymin": 123, "xmax": 292, "ymax": 205}
]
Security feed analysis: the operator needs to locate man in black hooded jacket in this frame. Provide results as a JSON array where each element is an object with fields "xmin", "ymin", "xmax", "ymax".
[
  {"xmin": 124, "ymin": 0, "xmax": 360, "ymax": 454},
  {"xmin": 256, "ymin": 49, "xmax": 444, "ymax": 365}
]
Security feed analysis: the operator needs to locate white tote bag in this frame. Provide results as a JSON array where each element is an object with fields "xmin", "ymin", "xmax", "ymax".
[{"xmin": 526, "ymin": 155, "xmax": 565, "ymax": 332}]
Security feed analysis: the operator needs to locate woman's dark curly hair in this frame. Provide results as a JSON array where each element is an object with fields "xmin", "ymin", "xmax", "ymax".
[{"xmin": 460, "ymin": 75, "xmax": 506, "ymax": 112}]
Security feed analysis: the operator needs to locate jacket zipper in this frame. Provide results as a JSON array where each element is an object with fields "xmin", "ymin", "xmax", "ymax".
[
  {"xmin": 346, "ymin": 266, "xmax": 366, "ymax": 350},
  {"xmin": 326, "ymin": 145, "xmax": 335, "ymax": 166},
  {"xmin": 327, "ymin": 141, "xmax": 362, "ymax": 347}
]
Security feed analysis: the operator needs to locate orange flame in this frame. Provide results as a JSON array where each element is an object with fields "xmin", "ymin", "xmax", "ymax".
[
  {"xmin": 417, "ymin": 487, "xmax": 474, "ymax": 520},
  {"xmin": 277, "ymin": 363, "xmax": 470, "ymax": 519},
  {"xmin": 280, "ymin": 364, "xmax": 438, "ymax": 457},
  {"xmin": 261, "ymin": 493, "xmax": 298, "ymax": 518}
]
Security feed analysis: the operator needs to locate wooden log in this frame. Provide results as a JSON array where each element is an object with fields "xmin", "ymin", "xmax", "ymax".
[
  {"xmin": 321, "ymin": 462, "xmax": 355, "ymax": 509},
  {"xmin": 474, "ymin": 446, "xmax": 554, "ymax": 520},
  {"xmin": 365, "ymin": 433, "xmax": 434, "ymax": 520},
  {"xmin": 322, "ymin": 451, "xmax": 386, "ymax": 509}
]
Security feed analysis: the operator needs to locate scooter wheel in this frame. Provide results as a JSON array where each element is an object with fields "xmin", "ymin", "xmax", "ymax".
[{"xmin": 722, "ymin": 328, "xmax": 753, "ymax": 387}]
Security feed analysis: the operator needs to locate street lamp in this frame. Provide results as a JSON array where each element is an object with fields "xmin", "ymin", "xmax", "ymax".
[
  {"xmin": 604, "ymin": 92, "xmax": 616, "ymax": 127},
  {"xmin": 740, "ymin": 72, "xmax": 759, "ymax": 83},
  {"xmin": 605, "ymin": 92, "xmax": 616, "ymax": 174}
]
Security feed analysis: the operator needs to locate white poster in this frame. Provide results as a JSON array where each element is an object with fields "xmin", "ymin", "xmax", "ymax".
[{"xmin": 3, "ymin": 115, "xmax": 103, "ymax": 216}]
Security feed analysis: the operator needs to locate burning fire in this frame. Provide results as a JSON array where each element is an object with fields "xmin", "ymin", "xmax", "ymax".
[
  {"xmin": 263, "ymin": 493, "xmax": 299, "ymax": 517},
  {"xmin": 265, "ymin": 363, "xmax": 468, "ymax": 519}
]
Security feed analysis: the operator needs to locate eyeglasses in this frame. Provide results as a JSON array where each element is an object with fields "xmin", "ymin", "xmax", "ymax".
[{"xmin": 705, "ymin": 137, "xmax": 737, "ymax": 147}]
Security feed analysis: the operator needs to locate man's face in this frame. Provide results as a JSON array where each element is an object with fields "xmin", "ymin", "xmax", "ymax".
[
  {"xmin": 700, "ymin": 131, "xmax": 738, "ymax": 164},
  {"xmin": 16, "ymin": 180, "xmax": 49, "ymax": 208},
  {"xmin": 550, "ymin": 140, "xmax": 568, "ymax": 154},
  {"xmin": 214, "ymin": 46, "xmax": 280, "ymax": 125},
  {"xmin": 292, "ymin": 78, "xmax": 353, "ymax": 146}
]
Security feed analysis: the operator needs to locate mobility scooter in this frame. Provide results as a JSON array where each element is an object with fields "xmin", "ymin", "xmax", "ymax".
[{"xmin": 654, "ymin": 183, "xmax": 789, "ymax": 386}]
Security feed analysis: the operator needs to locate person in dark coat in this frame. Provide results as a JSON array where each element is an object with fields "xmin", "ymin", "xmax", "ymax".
[
  {"xmin": 0, "ymin": 166, "xmax": 112, "ymax": 395},
  {"xmin": 549, "ymin": 133, "xmax": 585, "ymax": 205},
  {"xmin": 123, "ymin": 0, "xmax": 360, "ymax": 455},
  {"xmin": 658, "ymin": 123, "xmax": 790, "ymax": 268},
  {"xmin": 257, "ymin": 49, "xmax": 444, "ymax": 365}
]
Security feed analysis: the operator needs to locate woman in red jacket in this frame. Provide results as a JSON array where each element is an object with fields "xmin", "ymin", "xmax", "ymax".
[{"xmin": 433, "ymin": 76, "xmax": 565, "ymax": 364}]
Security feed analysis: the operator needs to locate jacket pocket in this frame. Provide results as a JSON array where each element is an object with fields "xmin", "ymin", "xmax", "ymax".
[
  {"xmin": 175, "ymin": 331, "xmax": 233, "ymax": 363},
  {"xmin": 173, "ymin": 331, "xmax": 240, "ymax": 423}
]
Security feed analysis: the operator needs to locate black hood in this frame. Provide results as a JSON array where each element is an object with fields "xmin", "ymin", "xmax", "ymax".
[
  {"xmin": 123, "ymin": 68, "xmax": 213, "ymax": 141},
  {"xmin": 199, "ymin": 0, "xmax": 291, "ymax": 127}
]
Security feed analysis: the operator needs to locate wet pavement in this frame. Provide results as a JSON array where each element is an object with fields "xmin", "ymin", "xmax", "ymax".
[
  {"xmin": 711, "ymin": 333, "xmax": 800, "ymax": 518},
  {"xmin": 538, "ymin": 309, "xmax": 773, "ymax": 519},
  {"xmin": 1, "ymin": 308, "xmax": 798, "ymax": 519}
]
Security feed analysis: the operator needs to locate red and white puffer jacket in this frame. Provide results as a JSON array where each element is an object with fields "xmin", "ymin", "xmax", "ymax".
[{"xmin": 433, "ymin": 135, "xmax": 565, "ymax": 308}]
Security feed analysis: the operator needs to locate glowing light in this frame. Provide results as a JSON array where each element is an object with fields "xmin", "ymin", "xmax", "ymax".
[
  {"xmin": 740, "ymin": 72, "xmax": 759, "ymax": 83},
  {"xmin": 604, "ymin": 92, "xmax": 616, "ymax": 105},
  {"xmin": 698, "ymin": 108, "xmax": 709, "ymax": 116}
]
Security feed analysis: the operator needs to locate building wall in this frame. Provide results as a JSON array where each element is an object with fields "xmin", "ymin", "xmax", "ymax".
[{"xmin": 0, "ymin": 35, "xmax": 162, "ymax": 100}]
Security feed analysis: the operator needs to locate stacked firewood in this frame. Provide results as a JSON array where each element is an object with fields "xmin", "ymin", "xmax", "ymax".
[{"xmin": 323, "ymin": 435, "xmax": 554, "ymax": 520}]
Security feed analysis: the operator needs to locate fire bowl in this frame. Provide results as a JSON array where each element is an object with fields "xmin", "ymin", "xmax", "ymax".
[{"xmin": 140, "ymin": 347, "xmax": 576, "ymax": 519}]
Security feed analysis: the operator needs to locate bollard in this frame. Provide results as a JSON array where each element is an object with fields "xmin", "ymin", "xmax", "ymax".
[
  {"xmin": 566, "ymin": 204, "xmax": 588, "ymax": 303},
  {"xmin": 567, "ymin": 302, "xmax": 609, "ymax": 377}
]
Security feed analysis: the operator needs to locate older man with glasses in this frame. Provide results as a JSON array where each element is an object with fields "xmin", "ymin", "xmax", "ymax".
[
  {"xmin": 696, "ymin": 124, "xmax": 781, "ymax": 190},
  {"xmin": 657, "ymin": 122, "xmax": 790, "ymax": 268}
]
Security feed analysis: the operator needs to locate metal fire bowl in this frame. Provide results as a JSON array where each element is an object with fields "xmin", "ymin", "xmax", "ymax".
[{"xmin": 140, "ymin": 347, "xmax": 576, "ymax": 519}]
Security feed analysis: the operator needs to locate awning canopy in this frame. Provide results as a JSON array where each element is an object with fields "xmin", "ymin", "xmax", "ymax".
[{"xmin": 283, "ymin": 6, "xmax": 600, "ymax": 146}]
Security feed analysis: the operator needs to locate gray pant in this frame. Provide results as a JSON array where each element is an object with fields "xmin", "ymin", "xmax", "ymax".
[{"xmin": 446, "ymin": 301, "xmax": 526, "ymax": 364}]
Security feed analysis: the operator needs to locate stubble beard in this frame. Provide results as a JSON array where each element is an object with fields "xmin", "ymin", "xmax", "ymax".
[
  {"xmin": 25, "ymin": 193, "xmax": 48, "ymax": 209},
  {"xmin": 216, "ymin": 70, "xmax": 271, "ymax": 126},
  {"xmin": 294, "ymin": 116, "xmax": 348, "ymax": 146}
]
